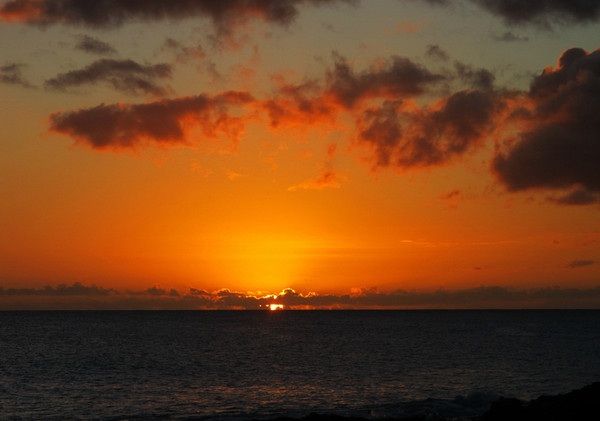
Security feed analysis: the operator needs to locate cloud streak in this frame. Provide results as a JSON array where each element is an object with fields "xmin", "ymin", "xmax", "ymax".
[
  {"xmin": 0, "ymin": 282, "xmax": 116, "ymax": 296},
  {"xmin": 45, "ymin": 59, "xmax": 172, "ymax": 96},
  {"xmin": 566, "ymin": 259, "xmax": 596, "ymax": 269},
  {"xmin": 0, "ymin": 62, "xmax": 32, "ymax": 87},
  {"xmin": 75, "ymin": 35, "xmax": 117, "ymax": 55}
]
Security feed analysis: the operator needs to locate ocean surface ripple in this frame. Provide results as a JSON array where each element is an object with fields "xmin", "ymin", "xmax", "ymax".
[{"xmin": 1, "ymin": 310, "xmax": 599, "ymax": 420}]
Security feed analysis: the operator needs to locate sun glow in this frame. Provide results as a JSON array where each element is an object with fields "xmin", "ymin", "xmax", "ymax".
[
  {"xmin": 213, "ymin": 233, "xmax": 326, "ymax": 291},
  {"xmin": 269, "ymin": 304, "xmax": 284, "ymax": 311}
]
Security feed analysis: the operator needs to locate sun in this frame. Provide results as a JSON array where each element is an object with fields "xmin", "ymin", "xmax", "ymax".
[{"xmin": 269, "ymin": 304, "xmax": 284, "ymax": 311}]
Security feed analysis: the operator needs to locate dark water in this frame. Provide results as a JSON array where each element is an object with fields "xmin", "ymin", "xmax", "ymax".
[{"xmin": 1, "ymin": 310, "xmax": 599, "ymax": 420}]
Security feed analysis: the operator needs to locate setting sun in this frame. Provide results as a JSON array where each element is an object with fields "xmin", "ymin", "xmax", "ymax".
[{"xmin": 269, "ymin": 304, "xmax": 284, "ymax": 311}]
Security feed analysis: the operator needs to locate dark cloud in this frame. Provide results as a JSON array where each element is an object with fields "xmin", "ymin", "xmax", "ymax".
[
  {"xmin": 455, "ymin": 62, "xmax": 495, "ymax": 91},
  {"xmin": 566, "ymin": 259, "xmax": 596, "ymax": 268},
  {"xmin": 145, "ymin": 286, "xmax": 167, "ymax": 296},
  {"xmin": 45, "ymin": 59, "xmax": 172, "ymax": 96},
  {"xmin": 131, "ymin": 286, "xmax": 180, "ymax": 296},
  {"xmin": 0, "ymin": 0, "xmax": 355, "ymax": 30},
  {"xmin": 471, "ymin": 0, "xmax": 600, "ymax": 26},
  {"xmin": 0, "ymin": 62, "xmax": 32, "ymax": 87},
  {"xmin": 0, "ymin": 282, "xmax": 115, "ymax": 296},
  {"xmin": 358, "ymin": 89, "xmax": 501, "ymax": 168},
  {"xmin": 75, "ymin": 35, "xmax": 117, "ymax": 55},
  {"xmin": 356, "ymin": 100, "xmax": 404, "ymax": 167},
  {"xmin": 425, "ymin": 44, "xmax": 449, "ymax": 61},
  {"xmin": 326, "ymin": 53, "xmax": 445, "ymax": 108},
  {"xmin": 493, "ymin": 48, "xmax": 600, "ymax": 201},
  {"xmin": 2, "ymin": 0, "xmax": 597, "ymax": 33},
  {"xmin": 492, "ymin": 31, "xmax": 529, "ymax": 42},
  {"xmin": 50, "ymin": 90, "xmax": 254, "ymax": 149},
  {"xmin": 417, "ymin": 0, "xmax": 600, "ymax": 27}
]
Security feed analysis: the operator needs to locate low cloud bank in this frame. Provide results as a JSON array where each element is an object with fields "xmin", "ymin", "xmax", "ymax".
[{"xmin": 2, "ymin": 284, "xmax": 600, "ymax": 310}]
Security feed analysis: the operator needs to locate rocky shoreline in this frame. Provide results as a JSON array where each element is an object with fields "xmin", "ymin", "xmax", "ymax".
[
  {"xmin": 261, "ymin": 382, "xmax": 600, "ymax": 421},
  {"xmin": 476, "ymin": 381, "xmax": 599, "ymax": 421}
]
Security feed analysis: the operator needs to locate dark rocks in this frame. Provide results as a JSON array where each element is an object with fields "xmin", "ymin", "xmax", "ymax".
[{"xmin": 479, "ymin": 382, "xmax": 600, "ymax": 421}]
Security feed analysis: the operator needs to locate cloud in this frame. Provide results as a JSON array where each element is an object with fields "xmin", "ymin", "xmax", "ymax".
[
  {"xmin": 470, "ymin": 0, "xmax": 600, "ymax": 26},
  {"xmin": 3, "ymin": 283, "xmax": 600, "ymax": 309},
  {"xmin": 263, "ymin": 80, "xmax": 336, "ymax": 128},
  {"xmin": 45, "ymin": 59, "xmax": 172, "ymax": 96},
  {"xmin": 259, "ymin": 53, "xmax": 445, "ymax": 129},
  {"xmin": 326, "ymin": 53, "xmax": 445, "ymax": 108},
  {"xmin": 75, "ymin": 35, "xmax": 117, "ymax": 55},
  {"xmin": 0, "ymin": 0, "xmax": 356, "ymax": 30},
  {"xmin": 161, "ymin": 38, "xmax": 206, "ymax": 64},
  {"xmin": 288, "ymin": 143, "xmax": 341, "ymax": 191},
  {"xmin": 263, "ymin": 54, "xmax": 502, "ymax": 170},
  {"xmin": 492, "ymin": 31, "xmax": 529, "ymax": 42},
  {"xmin": 128, "ymin": 286, "xmax": 180, "ymax": 296},
  {"xmin": 440, "ymin": 189, "xmax": 461, "ymax": 200},
  {"xmin": 357, "ymin": 89, "xmax": 502, "ymax": 168},
  {"xmin": 49, "ymin": 90, "xmax": 254, "ymax": 149},
  {"xmin": 425, "ymin": 44, "xmax": 449, "ymax": 61},
  {"xmin": 493, "ymin": 48, "xmax": 600, "ymax": 202},
  {"xmin": 44, "ymin": 51, "xmax": 497, "ymax": 171},
  {"xmin": 0, "ymin": 62, "xmax": 32, "ymax": 87},
  {"xmin": 566, "ymin": 259, "xmax": 596, "ymax": 269},
  {"xmin": 550, "ymin": 189, "xmax": 600, "ymax": 206},
  {"xmin": 454, "ymin": 62, "xmax": 496, "ymax": 90},
  {"xmin": 0, "ymin": 282, "xmax": 116, "ymax": 296},
  {"xmin": 288, "ymin": 169, "xmax": 341, "ymax": 191}
]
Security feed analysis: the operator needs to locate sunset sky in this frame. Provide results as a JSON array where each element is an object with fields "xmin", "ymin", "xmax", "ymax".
[{"xmin": 1, "ymin": 0, "xmax": 599, "ymax": 309}]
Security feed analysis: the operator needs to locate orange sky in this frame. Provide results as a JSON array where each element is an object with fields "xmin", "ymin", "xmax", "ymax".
[{"xmin": 1, "ymin": 0, "xmax": 599, "ymax": 309}]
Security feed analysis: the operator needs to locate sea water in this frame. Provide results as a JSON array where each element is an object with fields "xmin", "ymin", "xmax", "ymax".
[{"xmin": 1, "ymin": 310, "xmax": 599, "ymax": 420}]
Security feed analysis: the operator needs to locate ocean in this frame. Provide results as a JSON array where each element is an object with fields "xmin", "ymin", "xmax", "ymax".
[{"xmin": 1, "ymin": 310, "xmax": 599, "ymax": 420}]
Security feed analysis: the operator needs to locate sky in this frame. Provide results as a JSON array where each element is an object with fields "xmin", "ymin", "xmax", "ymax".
[{"xmin": 1, "ymin": 0, "xmax": 599, "ymax": 309}]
